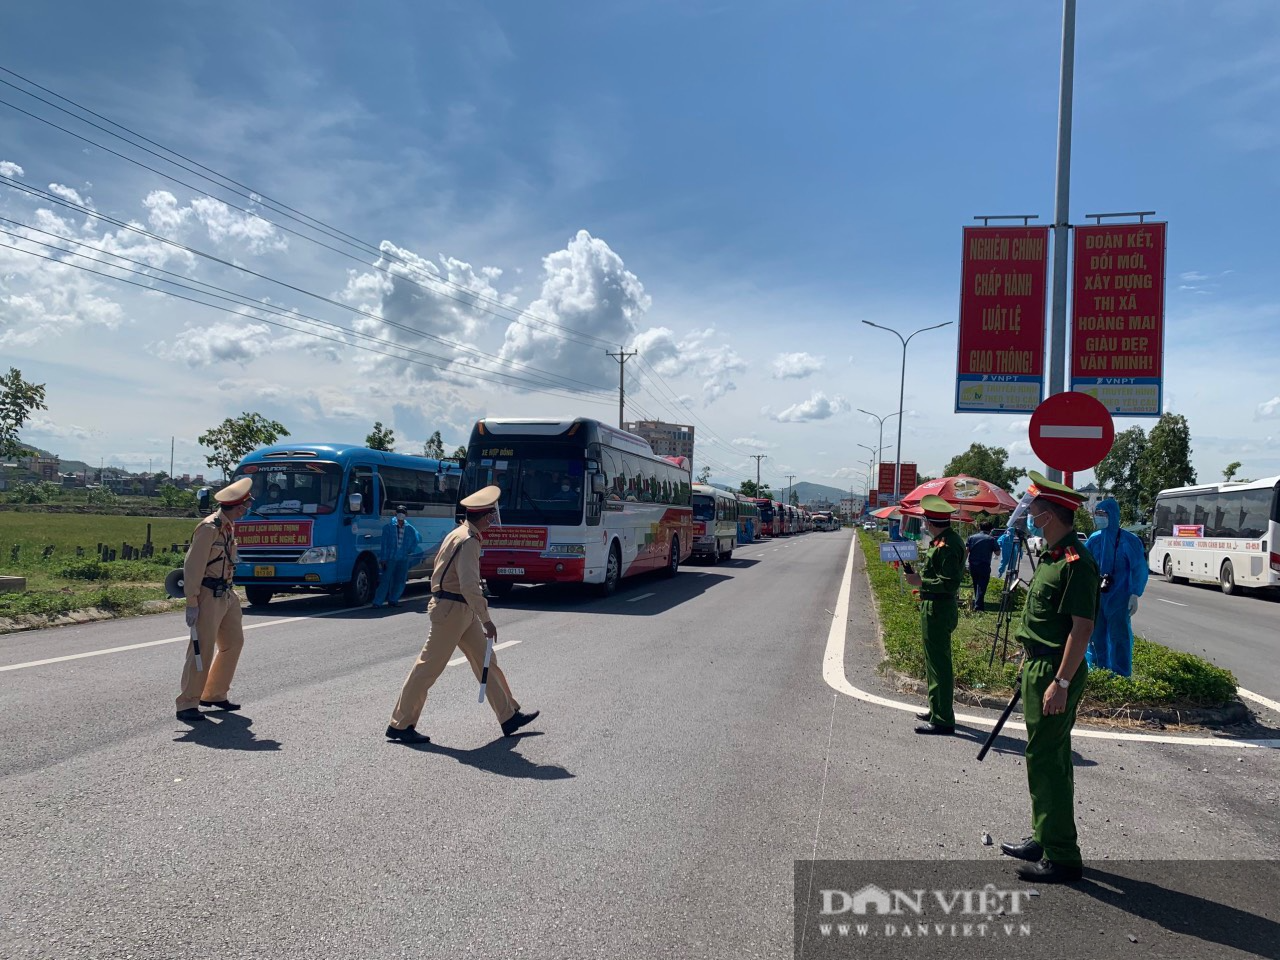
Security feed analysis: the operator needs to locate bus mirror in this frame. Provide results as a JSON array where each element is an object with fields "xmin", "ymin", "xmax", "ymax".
[
  {"xmin": 197, "ymin": 487, "xmax": 211, "ymax": 513},
  {"xmin": 348, "ymin": 492, "xmax": 363, "ymax": 513},
  {"xmin": 590, "ymin": 473, "xmax": 606, "ymax": 495},
  {"xmin": 586, "ymin": 459, "xmax": 599, "ymax": 472}
]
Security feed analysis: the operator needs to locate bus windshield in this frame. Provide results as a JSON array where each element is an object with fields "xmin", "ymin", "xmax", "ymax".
[
  {"xmin": 234, "ymin": 462, "xmax": 344, "ymax": 515},
  {"xmin": 464, "ymin": 445, "xmax": 585, "ymax": 525},
  {"xmin": 692, "ymin": 495, "xmax": 716, "ymax": 521}
]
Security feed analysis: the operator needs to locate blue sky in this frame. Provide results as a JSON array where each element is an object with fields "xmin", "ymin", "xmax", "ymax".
[{"xmin": 2, "ymin": 0, "xmax": 1278, "ymax": 492}]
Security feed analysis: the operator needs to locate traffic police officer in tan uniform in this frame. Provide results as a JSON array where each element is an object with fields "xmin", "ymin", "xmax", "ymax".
[
  {"xmin": 175, "ymin": 476, "xmax": 254, "ymax": 723},
  {"xmin": 904, "ymin": 494, "xmax": 965, "ymax": 735},
  {"xmin": 999, "ymin": 472, "xmax": 1099, "ymax": 883},
  {"xmin": 386, "ymin": 485, "xmax": 539, "ymax": 744}
]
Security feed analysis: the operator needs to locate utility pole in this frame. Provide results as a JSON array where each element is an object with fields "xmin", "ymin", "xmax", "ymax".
[
  {"xmin": 785, "ymin": 474, "xmax": 797, "ymax": 507},
  {"xmin": 606, "ymin": 349, "xmax": 638, "ymax": 429},
  {"xmin": 749, "ymin": 454, "xmax": 767, "ymax": 495},
  {"xmin": 1044, "ymin": 0, "xmax": 1077, "ymax": 483},
  {"xmin": 170, "ymin": 436, "xmax": 174, "ymax": 478}
]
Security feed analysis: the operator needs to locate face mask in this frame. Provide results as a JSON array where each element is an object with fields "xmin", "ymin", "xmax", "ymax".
[
  {"xmin": 1027, "ymin": 513, "xmax": 1047, "ymax": 538},
  {"xmin": 1094, "ymin": 515, "xmax": 1109, "ymax": 530}
]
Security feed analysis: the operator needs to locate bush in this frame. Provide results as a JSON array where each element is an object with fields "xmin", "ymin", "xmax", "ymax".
[{"xmin": 56, "ymin": 557, "xmax": 108, "ymax": 580}]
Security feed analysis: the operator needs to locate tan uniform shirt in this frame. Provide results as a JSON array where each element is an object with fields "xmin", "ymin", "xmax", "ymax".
[
  {"xmin": 183, "ymin": 511, "xmax": 237, "ymax": 603},
  {"xmin": 430, "ymin": 520, "xmax": 491, "ymax": 622}
]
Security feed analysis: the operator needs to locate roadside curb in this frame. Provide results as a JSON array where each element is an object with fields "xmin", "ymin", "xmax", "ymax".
[{"xmin": 0, "ymin": 599, "xmax": 184, "ymax": 636}]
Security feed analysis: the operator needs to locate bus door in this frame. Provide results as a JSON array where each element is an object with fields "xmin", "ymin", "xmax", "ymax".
[{"xmin": 346, "ymin": 465, "xmax": 382, "ymax": 572}]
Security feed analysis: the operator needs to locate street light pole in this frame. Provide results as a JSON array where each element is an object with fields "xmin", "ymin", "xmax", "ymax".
[
  {"xmin": 857, "ymin": 408, "xmax": 900, "ymax": 490},
  {"xmin": 862, "ymin": 320, "xmax": 953, "ymax": 503}
]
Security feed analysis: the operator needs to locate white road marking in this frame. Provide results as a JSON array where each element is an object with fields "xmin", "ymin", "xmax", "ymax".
[
  {"xmin": 1239, "ymin": 687, "xmax": 1280, "ymax": 715},
  {"xmin": 447, "ymin": 639, "xmax": 521, "ymax": 667},
  {"xmin": 1156, "ymin": 598, "xmax": 1188, "ymax": 607},
  {"xmin": 0, "ymin": 602, "xmax": 365, "ymax": 673},
  {"xmin": 822, "ymin": 535, "xmax": 1280, "ymax": 750},
  {"xmin": 627, "ymin": 592, "xmax": 656, "ymax": 602}
]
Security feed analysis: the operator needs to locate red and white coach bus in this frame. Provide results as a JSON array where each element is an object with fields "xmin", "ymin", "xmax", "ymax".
[{"xmin": 461, "ymin": 417, "xmax": 695, "ymax": 596}]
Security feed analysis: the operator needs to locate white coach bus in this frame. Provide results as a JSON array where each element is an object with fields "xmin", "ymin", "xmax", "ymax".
[
  {"xmin": 1148, "ymin": 476, "xmax": 1280, "ymax": 595},
  {"xmin": 691, "ymin": 483, "xmax": 739, "ymax": 562}
]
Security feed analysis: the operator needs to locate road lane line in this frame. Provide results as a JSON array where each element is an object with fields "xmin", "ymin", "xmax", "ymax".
[
  {"xmin": 0, "ymin": 604, "xmax": 370, "ymax": 673},
  {"xmin": 627, "ymin": 592, "xmax": 656, "ymax": 602},
  {"xmin": 1156, "ymin": 598, "xmax": 1188, "ymax": 607},
  {"xmin": 1239, "ymin": 687, "xmax": 1280, "ymax": 715},
  {"xmin": 448, "ymin": 639, "xmax": 520, "ymax": 667},
  {"xmin": 822, "ymin": 534, "xmax": 1280, "ymax": 750}
]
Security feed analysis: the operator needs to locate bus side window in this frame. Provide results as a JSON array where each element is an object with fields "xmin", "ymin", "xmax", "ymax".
[{"xmin": 349, "ymin": 466, "xmax": 376, "ymax": 514}]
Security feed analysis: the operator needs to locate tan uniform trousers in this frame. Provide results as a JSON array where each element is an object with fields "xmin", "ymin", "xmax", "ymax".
[
  {"xmin": 175, "ymin": 588, "xmax": 246, "ymax": 711},
  {"xmin": 389, "ymin": 597, "xmax": 518, "ymax": 730}
]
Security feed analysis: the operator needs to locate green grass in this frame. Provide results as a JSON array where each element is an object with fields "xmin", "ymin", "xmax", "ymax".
[
  {"xmin": 857, "ymin": 529, "xmax": 1237, "ymax": 710},
  {"xmin": 0, "ymin": 514, "xmax": 192, "ymax": 621}
]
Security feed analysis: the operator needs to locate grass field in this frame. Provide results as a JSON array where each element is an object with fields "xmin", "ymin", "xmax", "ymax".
[
  {"xmin": 0, "ymin": 514, "xmax": 195, "ymax": 622},
  {"xmin": 856, "ymin": 529, "xmax": 1238, "ymax": 710}
]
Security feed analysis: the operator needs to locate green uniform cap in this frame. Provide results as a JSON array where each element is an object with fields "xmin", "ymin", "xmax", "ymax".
[
  {"xmin": 1026, "ymin": 471, "xmax": 1086, "ymax": 510},
  {"xmin": 918, "ymin": 494, "xmax": 955, "ymax": 520}
]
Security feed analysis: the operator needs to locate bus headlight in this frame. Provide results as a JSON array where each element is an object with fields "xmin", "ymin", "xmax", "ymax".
[{"xmin": 298, "ymin": 545, "xmax": 338, "ymax": 563}]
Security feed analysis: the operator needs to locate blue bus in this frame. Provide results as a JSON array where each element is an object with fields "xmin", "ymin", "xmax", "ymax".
[{"xmin": 223, "ymin": 443, "xmax": 462, "ymax": 607}]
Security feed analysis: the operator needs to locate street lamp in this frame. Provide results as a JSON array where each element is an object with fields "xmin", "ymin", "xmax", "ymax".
[
  {"xmin": 862, "ymin": 320, "xmax": 953, "ymax": 502},
  {"xmin": 857, "ymin": 408, "xmax": 900, "ymax": 489}
]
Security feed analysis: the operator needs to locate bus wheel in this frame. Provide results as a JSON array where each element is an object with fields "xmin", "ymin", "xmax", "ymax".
[
  {"xmin": 665, "ymin": 537, "xmax": 680, "ymax": 578},
  {"xmin": 1220, "ymin": 560, "xmax": 1239, "ymax": 596},
  {"xmin": 345, "ymin": 556, "xmax": 377, "ymax": 606},
  {"xmin": 1163, "ymin": 555, "xmax": 1187, "ymax": 585},
  {"xmin": 244, "ymin": 586, "xmax": 274, "ymax": 608},
  {"xmin": 597, "ymin": 543, "xmax": 621, "ymax": 597}
]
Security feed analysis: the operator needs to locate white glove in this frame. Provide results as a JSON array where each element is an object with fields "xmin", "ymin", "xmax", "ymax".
[
  {"xmin": 1128, "ymin": 595, "xmax": 1139, "ymax": 616},
  {"xmin": 185, "ymin": 606, "xmax": 199, "ymax": 628}
]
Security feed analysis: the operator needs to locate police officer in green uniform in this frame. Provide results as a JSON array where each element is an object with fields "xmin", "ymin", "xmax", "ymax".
[
  {"xmin": 903, "ymin": 495, "xmax": 965, "ymax": 735},
  {"xmin": 1000, "ymin": 472, "xmax": 1099, "ymax": 883}
]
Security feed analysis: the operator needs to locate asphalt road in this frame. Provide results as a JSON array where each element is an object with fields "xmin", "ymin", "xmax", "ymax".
[
  {"xmin": 2, "ymin": 531, "xmax": 1278, "ymax": 959},
  {"xmin": 1134, "ymin": 574, "xmax": 1280, "ymax": 703}
]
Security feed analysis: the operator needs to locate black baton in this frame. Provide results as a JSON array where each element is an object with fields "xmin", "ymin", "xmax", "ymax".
[{"xmin": 977, "ymin": 683, "xmax": 1021, "ymax": 761}]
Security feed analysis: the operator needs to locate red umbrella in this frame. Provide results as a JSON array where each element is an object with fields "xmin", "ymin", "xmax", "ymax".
[
  {"xmin": 871, "ymin": 505, "xmax": 898, "ymax": 520},
  {"xmin": 899, "ymin": 475, "xmax": 1019, "ymax": 514}
]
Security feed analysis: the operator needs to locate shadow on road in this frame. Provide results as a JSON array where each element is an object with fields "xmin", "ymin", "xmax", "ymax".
[
  {"xmin": 488, "ymin": 569, "xmax": 733, "ymax": 615},
  {"xmin": 1078, "ymin": 865, "xmax": 1280, "ymax": 958},
  {"xmin": 952, "ymin": 726, "xmax": 1098, "ymax": 767},
  {"xmin": 173, "ymin": 712, "xmax": 281, "ymax": 751},
  {"xmin": 392, "ymin": 731, "xmax": 573, "ymax": 781}
]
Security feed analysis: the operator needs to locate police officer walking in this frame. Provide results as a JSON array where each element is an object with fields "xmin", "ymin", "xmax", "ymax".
[
  {"xmin": 385, "ymin": 485, "xmax": 539, "ymax": 744},
  {"xmin": 904, "ymin": 495, "xmax": 965, "ymax": 735},
  {"xmin": 175, "ymin": 476, "xmax": 254, "ymax": 723},
  {"xmin": 965, "ymin": 520, "xmax": 999, "ymax": 611},
  {"xmin": 1000, "ymin": 472, "xmax": 1099, "ymax": 883}
]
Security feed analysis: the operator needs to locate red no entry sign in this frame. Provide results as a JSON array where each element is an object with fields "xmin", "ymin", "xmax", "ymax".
[{"xmin": 1029, "ymin": 391, "xmax": 1115, "ymax": 473}]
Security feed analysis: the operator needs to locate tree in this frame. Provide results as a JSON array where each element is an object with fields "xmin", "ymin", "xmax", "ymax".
[
  {"xmin": 0, "ymin": 367, "xmax": 48, "ymax": 459},
  {"xmin": 940, "ymin": 443, "xmax": 1025, "ymax": 492},
  {"xmin": 366, "ymin": 421, "xmax": 396, "ymax": 451},
  {"xmin": 738, "ymin": 480, "xmax": 771, "ymax": 499},
  {"xmin": 198, "ymin": 412, "xmax": 291, "ymax": 481},
  {"xmin": 422, "ymin": 430, "xmax": 445, "ymax": 459},
  {"xmin": 695, "ymin": 465, "xmax": 712, "ymax": 484},
  {"xmin": 1222, "ymin": 461, "xmax": 1242, "ymax": 483},
  {"xmin": 1094, "ymin": 425, "xmax": 1147, "ymax": 525},
  {"xmin": 1137, "ymin": 413, "xmax": 1196, "ymax": 517},
  {"xmin": 789, "ymin": 489, "xmax": 800, "ymax": 506},
  {"xmin": 452, "ymin": 445, "xmax": 468, "ymax": 460}
]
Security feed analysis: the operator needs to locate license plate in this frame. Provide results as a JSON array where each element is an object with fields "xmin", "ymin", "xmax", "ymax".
[
  {"xmin": 253, "ymin": 565, "xmax": 275, "ymax": 577},
  {"xmin": 497, "ymin": 567, "xmax": 524, "ymax": 576}
]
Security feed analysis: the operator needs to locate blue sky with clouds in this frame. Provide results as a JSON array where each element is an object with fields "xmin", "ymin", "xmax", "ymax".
[{"xmin": 2, "ymin": 0, "xmax": 1278, "ymax": 491}]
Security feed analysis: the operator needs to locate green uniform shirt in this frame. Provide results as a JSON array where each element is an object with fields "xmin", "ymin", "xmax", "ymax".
[
  {"xmin": 919, "ymin": 524, "xmax": 965, "ymax": 595},
  {"xmin": 1015, "ymin": 531, "xmax": 1100, "ymax": 649}
]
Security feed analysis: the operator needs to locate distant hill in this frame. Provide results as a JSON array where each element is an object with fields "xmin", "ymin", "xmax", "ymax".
[{"xmin": 792, "ymin": 481, "xmax": 851, "ymax": 506}]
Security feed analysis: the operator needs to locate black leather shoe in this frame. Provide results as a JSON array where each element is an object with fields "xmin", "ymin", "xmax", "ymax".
[
  {"xmin": 501, "ymin": 709, "xmax": 540, "ymax": 737},
  {"xmin": 1016, "ymin": 858, "xmax": 1083, "ymax": 883},
  {"xmin": 1000, "ymin": 837, "xmax": 1044, "ymax": 862},
  {"xmin": 385, "ymin": 725, "xmax": 430, "ymax": 744},
  {"xmin": 199, "ymin": 699, "xmax": 241, "ymax": 711},
  {"xmin": 915, "ymin": 710, "xmax": 932, "ymax": 721},
  {"xmin": 176, "ymin": 708, "xmax": 206, "ymax": 723},
  {"xmin": 914, "ymin": 722, "xmax": 955, "ymax": 735}
]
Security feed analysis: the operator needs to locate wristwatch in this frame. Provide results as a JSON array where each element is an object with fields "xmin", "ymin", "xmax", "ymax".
[{"xmin": 1053, "ymin": 677, "xmax": 1070, "ymax": 690}]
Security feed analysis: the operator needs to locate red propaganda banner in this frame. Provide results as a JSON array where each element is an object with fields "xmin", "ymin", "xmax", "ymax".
[
  {"xmin": 899, "ymin": 463, "xmax": 918, "ymax": 491},
  {"xmin": 234, "ymin": 520, "xmax": 313, "ymax": 548},
  {"xmin": 956, "ymin": 226, "xmax": 1049, "ymax": 413},
  {"xmin": 869, "ymin": 490, "xmax": 879, "ymax": 508},
  {"xmin": 1071, "ymin": 222, "xmax": 1166, "ymax": 417},
  {"xmin": 482, "ymin": 525, "xmax": 548, "ymax": 551},
  {"xmin": 877, "ymin": 462, "xmax": 896, "ymax": 493}
]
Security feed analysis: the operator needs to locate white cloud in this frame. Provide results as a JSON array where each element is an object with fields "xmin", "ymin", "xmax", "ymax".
[
  {"xmin": 24, "ymin": 414, "xmax": 97, "ymax": 442},
  {"xmin": 1180, "ymin": 271, "xmax": 1210, "ymax": 282},
  {"xmin": 771, "ymin": 391, "xmax": 850, "ymax": 423},
  {"xmin": 189, "ymin": 197, "xmax": 288, "ymax": 254},
  {"xmin": 771, "ymin": 351, "xmax": 824, "ymax": 380},
  {"xmin": 731, "ymin": 436, "xmax": 776, "ymax": 450},
  {"xmin": 831, "ymin": 466, "xmax": 869, "ymax": 480},
  {"xmin": 48, "ymin": 183, "xmax": 91, "ymax": 208},
  {"xmin": 1008, "ymin": 417, "xmax": 1031, "ymax": 433},
  {"xmin": 632, "ymin": 324, "xmax": 748, "ymax": 404},
  {"xmin": 0, "ymin": 160, "xmax": 24, "ymax": 178},
  {"xmin": 1256, "ymin": 396, "xmax": 1280, "ymax": 419},
  {"xmin": 151, "ymin": 319, "xmax": 277, "ymax": 367},
  {"xmin": 971, "ymin": 421, "xmax": 990, "ymax": 434}
]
